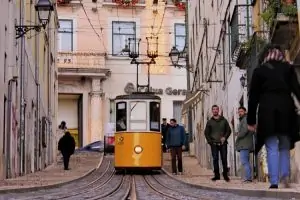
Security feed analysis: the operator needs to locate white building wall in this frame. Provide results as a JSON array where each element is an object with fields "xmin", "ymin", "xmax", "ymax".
[{"xmin": 187, "ymin": 0, "xmax": 250, "ymax": 175}]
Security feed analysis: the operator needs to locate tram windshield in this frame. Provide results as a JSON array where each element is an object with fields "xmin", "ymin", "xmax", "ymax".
[
  {"xmin": 130, "ymin": 101, "xmax": 147, "ymax": 131},
  {"xmin": 116, "ymin": 102, "xmax": 127, "ymax": 132}
]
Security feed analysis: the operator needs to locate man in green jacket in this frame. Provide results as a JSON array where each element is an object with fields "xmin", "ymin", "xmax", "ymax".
[
  {"xmin": 235, "ymin": 106, "xmax": 254, "ymax": 182},
  {"xmin": 205, "ymin": 105, "xmax": 231, "ymax": 182}
]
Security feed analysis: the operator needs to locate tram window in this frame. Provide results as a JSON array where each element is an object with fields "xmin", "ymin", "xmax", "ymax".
[
  {"xmin": 116, "ymin": 102, "xmax": 127, "ymax": 132},
  {"xmin": 130, "ymin": 101, "xmax": 147, "ymax": 130},
  {"xmin": 150, "ymin": 102, "xmax": 160, "ymax": 131}
]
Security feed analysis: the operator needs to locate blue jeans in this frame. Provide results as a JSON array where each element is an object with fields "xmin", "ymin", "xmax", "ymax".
[
  {"xmin": 240, "ymin": 149, "xmax": 252, "ymax": 180},
  {"xmin": 265, "ymin": 136, "xmax": 290, "ymax": 185}
]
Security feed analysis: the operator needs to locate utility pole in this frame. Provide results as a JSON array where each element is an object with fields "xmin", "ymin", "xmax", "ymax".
[{"xmin": 185, "ymin": 2, "xmax": 193, "ymax": 144}]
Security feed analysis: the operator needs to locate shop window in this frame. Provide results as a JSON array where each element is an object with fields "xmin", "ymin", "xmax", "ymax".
[
  {"xmin": 116, "ymin": 102, "xmax": 127, "ymax": 132},
  {"xmin": 149, "ymin": 102, "xmax": 160, "ymax": 131},
  {"xmin": 129, "ymin": 101, "xmax": 147, "ymax": 131},
  {"xmin": 173, "ymin": 101, "xmax": 183, "ymax": 124}
]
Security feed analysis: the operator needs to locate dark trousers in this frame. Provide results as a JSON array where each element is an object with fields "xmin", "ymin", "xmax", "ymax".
[
  {"xmin": 170, "ymin": 146, "xmax": 183, "ymax": 173},
  {"xmin": 210, "ymin": 143, "xmax": 228, "ymax": 177},
  {"xmin": 62, "ymin": 153, "xmax": 71, "ymax": 170}
]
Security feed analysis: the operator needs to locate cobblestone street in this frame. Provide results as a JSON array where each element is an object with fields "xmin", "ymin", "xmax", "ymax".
[
  {"xmin": 0, "ymin": 152, "xmax": 102, "ymax": 192},
  {"xmin": 163, "ymin": 152, "xmax": 300, "ymax": 199}
]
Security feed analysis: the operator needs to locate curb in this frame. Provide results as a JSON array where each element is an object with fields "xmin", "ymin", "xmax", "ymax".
[
  {"xmin": 161, "ymin": 168, "xmax": 300, "ymax": 199},
  {"xmin": 0, "ymin": 153, "xmax": 104, "ymax": 194}
]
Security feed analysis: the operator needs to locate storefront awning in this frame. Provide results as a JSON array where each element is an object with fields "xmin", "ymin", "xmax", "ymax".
[{"xmin": 182, "ymin": 90, "xmax": 203, "ymax": 114}]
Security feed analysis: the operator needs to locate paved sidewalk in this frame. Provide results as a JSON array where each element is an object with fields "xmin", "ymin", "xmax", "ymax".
[
  {"xmin": 163, "ymin": 152, "xmax": 300, "ymax": 199},
  {"xmin": 0, "ymin": 152, "xmax": 102, "ymax": 191}
]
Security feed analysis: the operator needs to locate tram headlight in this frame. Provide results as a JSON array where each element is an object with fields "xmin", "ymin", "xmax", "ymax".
[{"xmin": 134, "ymin": 146, "xmax": 143, "ymax": 154}]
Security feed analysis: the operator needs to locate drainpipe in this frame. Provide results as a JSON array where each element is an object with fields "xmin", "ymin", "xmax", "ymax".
[
  {"xmin": 6, "ymin": 77, "xmax": 18, "ymax": 178},
  {"xmin": 19, "ymin": 0, "xmax": 26, "ymax": 176},
  {"xmin": 185, "ymin": 0, "xmax": 193, "ymax": 145},
  {"xmin": 47, "ymin": 25, "xmax": 52, "ymax": 164},
  {"xmin": 35, "ymin": 6, "xmax": 40, "ymax": 171}
]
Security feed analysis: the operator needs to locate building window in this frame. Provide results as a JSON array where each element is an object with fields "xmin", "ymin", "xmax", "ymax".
[
  {"xmin": 112, "ymin": 21, "xmax": 136, "ymax": 56},
  {"xmin": 58, "ymin": 19, "xmax": 73, "ymax": 51},
  {"xmin": 173, "ymin": 101, "xmax": 183, "ymax": 124},
  {"xmin": 174, "ymin": 23, "xmax": 186, "ymax": 51}
]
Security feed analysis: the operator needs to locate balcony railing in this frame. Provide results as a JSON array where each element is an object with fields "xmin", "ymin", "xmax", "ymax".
[
  {"xmin": 230, "ymin": 4, "xmax": 252, "ymax": 61},
  {"xmin": 57, "ymin": 52, "xmax": 106, "ymax": 69}
]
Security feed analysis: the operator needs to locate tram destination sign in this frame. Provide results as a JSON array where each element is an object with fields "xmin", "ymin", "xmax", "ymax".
[{"xmin": 124, "ymin": 82, "xmax": 187, "ymax": 96}]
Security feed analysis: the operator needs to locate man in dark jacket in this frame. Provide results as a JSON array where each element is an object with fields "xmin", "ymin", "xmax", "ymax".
[
  {"xmin": 204, "ymin": 105, "xmax": 231, "ymax": 181},
  {"xmin": 58, "ymin": 131, "xmax": 76, "ymax": 170},
  {"xmin": 161, "ymin": 118, "xmax": 170, "ymax": 152},
  {"xmin": 235, "ymin": 106, "xmax": 254, "ymax": 182},
  {"xmin": 166, "ymin": 118, "xmax": 185, "ymax": 175}
]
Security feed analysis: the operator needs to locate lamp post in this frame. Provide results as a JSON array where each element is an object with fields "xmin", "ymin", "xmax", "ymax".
[
  {"xmin": 16, "ymin": 0, "xmax": 53, "ymax": 175},
  {"xmin": 15, "ymin": 0, "xmax": 54, "ymax": 39},
  {"xmin": 169, "ymin": 44, "xmax": 193, "ymax": 146},
  {"xmin": 125, "ymin": 36, "xmax": 158, "ymax": 92}
]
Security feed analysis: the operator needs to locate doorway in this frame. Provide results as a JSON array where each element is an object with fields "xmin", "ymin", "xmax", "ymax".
[{"xmin": 58, "ymin": 94, "xmax": 83, "ymax": 147}]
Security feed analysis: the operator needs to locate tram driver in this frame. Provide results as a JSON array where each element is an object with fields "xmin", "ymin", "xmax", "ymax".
[{"xmin": 116, "ymin": 115, "xmax": 126, "ymax": 131}]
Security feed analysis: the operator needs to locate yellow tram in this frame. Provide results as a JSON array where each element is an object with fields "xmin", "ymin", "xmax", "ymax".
[{"xmin": 114, "ymin": 92, "xmax": 162, "ymax": 172}]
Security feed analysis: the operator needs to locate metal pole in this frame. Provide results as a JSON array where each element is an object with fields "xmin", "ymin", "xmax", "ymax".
[
  {"xmin": 47, "ymin": 26, "xmax": 52, "ymax": 164},
  {"xmin": 185, "ymin": 2, "xmax": 193, "ymax": 142},
  {"xmin": 35, "ymin": 9, "xmax": 40, "ymax": 171},
  {"xmin": 136, "ymin": 63, "xmax": 139, "ymax": 91},
  {"xmin": 19, "ymin": 0, "xmax": 25, "ymax": 176},
  {"xmin": 147, "ymin": 63, "xmax": 150, "ymax": 91}
]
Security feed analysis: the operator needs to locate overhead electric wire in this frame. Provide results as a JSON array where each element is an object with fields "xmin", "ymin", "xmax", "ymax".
[
  {"xmin": 96, "ymin": 1, "xmax": 108, "ymax": 52},
  {"xmin": 80, "ymin": 2, "xmax": 107, "ymax": 53}
]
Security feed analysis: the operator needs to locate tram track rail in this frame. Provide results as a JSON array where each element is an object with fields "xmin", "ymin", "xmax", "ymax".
[{"xmin": 2, "ymin": 156, "xmax": 282, "ymax": 200}]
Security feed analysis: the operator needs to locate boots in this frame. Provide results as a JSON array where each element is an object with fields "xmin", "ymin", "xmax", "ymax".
[
  {"xmin": 211, "ymin": 172, "xmax": 220, "ymax": 181},
  {"xmin": 223, "ymin": 171, "xmax": 230, "ymax": 182}
]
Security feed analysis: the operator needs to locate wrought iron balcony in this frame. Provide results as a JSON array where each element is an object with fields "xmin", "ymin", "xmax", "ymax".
[
  {"xmin": 230, "ymin": 4, "xmax": 252, "ymax": 62},
  {"xmin": 57, "ymin": 51, "xmax": 106, "ymax": 69},
  {"xmin": 236, "ymin": 31, "xmax": 268, "ymax": 86}
]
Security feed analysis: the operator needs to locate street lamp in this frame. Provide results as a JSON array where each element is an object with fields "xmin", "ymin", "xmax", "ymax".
[
  {"xmin": 240, "ymin": 74, "xmax": 247, "ymax": 87},
  {"xmin": 125, "ymin": 37, "xmax": 159, "ymax": 92},
  {"xmin": 128, "ymin": 38, "xmax": 142, "ymax": 63},
  {"xmin": 15, "ymin": 0, "xmax": 54, "ymax": 39},
  {"xmin": 169, "ymin": 46, "xmax": 180, "ymax": 66},
  {"xmin": 146, "ymin": 36, "xmax": 159, "ymax": 63}
]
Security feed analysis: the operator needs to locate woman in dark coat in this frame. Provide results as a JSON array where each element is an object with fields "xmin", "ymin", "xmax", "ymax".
[{"xmin": 247, "ymin": 44, "xmax": 300, "ymax": 189}]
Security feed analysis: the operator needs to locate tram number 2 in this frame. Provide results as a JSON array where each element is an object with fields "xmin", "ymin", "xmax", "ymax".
[{"xmin": 117, "ymin": 136, "xmax": 124, "ymax": 145}]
